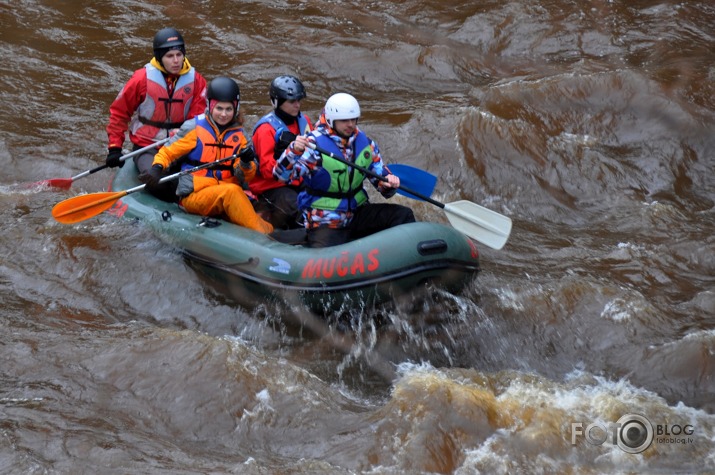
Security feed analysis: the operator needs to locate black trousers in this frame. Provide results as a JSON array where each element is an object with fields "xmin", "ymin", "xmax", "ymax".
[
  {"xmin": 306, "ymin": 203, "xmax": 416, "ymax": 248},
  {"xmin": 255, "ymin": 186, "xmax": 302, "ymax": 230}
]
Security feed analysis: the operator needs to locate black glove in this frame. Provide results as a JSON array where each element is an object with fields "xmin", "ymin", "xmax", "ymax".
[
  {"xmin": 105, "ymin": 147, "xmax": 124, "ymax": 168},
  {"xmin": 238, "ymin": 146, "xmax": 256, "ymax": 166},
  {"xmin": 274, "ymin": 130, "xmax": 296, "ymax": 159},
  {"xmin": 234, "ymin": 146, "xmax": 256, "ymax": 182},
  {"xmin": 138, "ymin": 164, "xmax": 164, "ymax": 187}
]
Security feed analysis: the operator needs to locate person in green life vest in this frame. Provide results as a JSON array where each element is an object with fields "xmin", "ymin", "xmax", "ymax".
[{"xmin": 273, "ymin": 93, "xmax": 415, "ymax": 248}]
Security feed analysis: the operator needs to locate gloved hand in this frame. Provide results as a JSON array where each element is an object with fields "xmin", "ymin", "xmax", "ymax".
[
  {"xmin": 234, "ymin": 146, "xmax": 256, "ymax": 182},
  {"xmin": 105, "ymin": 147, "xmax": 124, "ymax": 168},
  {"xmin": 138, "ymin": 164, "xmax": 164, "ymax": 187},
  {"xmin": 238, "ymin": 146, "xmax": 256, "ymax": 167},
  {"xmin": 274, "ymin": 130, "xmax": 296, "ymax": 159}
]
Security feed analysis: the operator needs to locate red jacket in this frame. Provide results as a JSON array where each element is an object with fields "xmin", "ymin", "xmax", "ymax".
[
  {"xmin": 249, "ymin": 112, "xmax": 312, "ymax": 196},
  {"xmin": 107, "ymin": 58, "xmax": 207, "ymax": 149}
]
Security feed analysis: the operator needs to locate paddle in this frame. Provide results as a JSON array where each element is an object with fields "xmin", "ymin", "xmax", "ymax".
[
  {"xmin": 309, "ymin": 143, "xmax": 512, "ymax": 250},
  {"xmin": 52, "ymin": 154, "xmax": 238, "ymax": 224},
  {"xmin": 382, "ymin": 163, "xmax": 437, "ymax": 200},
  {"xmin": 34, "ymin": 137, "xmax": 171, "ymax": 190}
]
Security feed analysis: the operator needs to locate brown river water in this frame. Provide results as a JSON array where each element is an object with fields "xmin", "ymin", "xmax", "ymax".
[{"xmin": 1, "ymin": 1, "xmax": 714, "ymax": 473}]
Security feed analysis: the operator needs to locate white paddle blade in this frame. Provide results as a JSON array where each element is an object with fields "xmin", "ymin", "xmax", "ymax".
[{"xmin": 444, "ymin": 200, "xmax": 512, "ymax": 250}]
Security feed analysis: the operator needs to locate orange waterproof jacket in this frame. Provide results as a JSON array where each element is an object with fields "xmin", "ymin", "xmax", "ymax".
[{"xmin": 153, "ymin": 114, "xmax": 255, "ymax": 194}]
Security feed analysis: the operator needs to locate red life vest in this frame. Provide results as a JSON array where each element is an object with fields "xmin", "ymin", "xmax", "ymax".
[{"xmin": 128, "ymin": 63, "xmax": 197, "ymax": 144}]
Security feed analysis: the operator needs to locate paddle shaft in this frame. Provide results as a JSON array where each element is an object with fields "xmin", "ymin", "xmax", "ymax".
[
  {"xmin": 117, "ymin": 152, "xmax": 241, "ymax": 195},
  {"xmin": 309, "ymin": 142, "xmax": 512, "ymax": 247},
  {"xmin": 52, "ymin": 153, "xmax": 239, "ymax": 221},
  {"xmin": 71, "ymin": 138, "xmax": 171, "ymax": 181}
]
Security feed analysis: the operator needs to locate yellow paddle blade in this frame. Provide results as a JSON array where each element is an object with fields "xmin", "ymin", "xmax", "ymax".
[{"xmin": 52, "ymin": 191, "xmax": 127, "ymax": 224}]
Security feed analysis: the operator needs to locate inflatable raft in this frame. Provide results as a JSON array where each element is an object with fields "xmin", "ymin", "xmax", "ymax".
[{"xmin": 107, "ymin": 161, "xmax": 481, "ymax": 313}]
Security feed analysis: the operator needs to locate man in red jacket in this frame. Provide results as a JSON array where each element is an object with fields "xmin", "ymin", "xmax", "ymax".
[{"xmin": 105, "ymin": 27, "xmax": 207, "ymax": 202}]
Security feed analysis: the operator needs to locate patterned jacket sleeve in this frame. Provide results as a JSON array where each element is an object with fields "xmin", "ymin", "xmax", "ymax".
[
  {"xmin": 365, "ymin": 138, "xmax": 398, "ymax": 199},
  {"xmin": 272, "ymin": 136, "xmax": 319, "ymax": 183}
]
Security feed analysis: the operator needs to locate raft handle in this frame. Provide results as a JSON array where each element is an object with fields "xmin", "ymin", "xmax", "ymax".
[
  {"xmin": 197, "ymin": 217, "xmax": 222, "ymax": 228},
  {"xmin": 417, "ymin": 239, "xmax": 448, "ymax": 256}
]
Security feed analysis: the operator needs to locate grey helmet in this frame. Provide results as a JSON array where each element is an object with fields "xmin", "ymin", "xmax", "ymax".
[{"xmin": 270, "ymin": 75, "xmax": 306, "ymax": 108}]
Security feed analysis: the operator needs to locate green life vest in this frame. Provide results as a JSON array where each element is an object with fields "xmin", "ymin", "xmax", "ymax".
[{"xmin": 309, "ymin": 133, "xmax": 372, "ymax": 211}]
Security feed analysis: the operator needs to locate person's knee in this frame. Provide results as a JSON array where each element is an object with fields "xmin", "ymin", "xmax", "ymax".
[
  {"xmin": 275, "ymin": 189, "xmax": 299, "ymax": 211},
  {"xmin": 133, "ymin": 154, "xmax": 154, "ymax": 174},
  {"xmin": 307, "ymin": 227, "xmax": 348, "ymax": 248},
  {"xmin": 396, "ymin": 206, "xmax": 416, "ymax": 224},
  {"xmin": 405, "ymin": 209, "xmax": 416, "ymax": 223}
]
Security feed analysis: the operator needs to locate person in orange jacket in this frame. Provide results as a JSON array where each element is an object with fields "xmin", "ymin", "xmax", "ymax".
[
  {"xmin": 249, "ymin": 75, "xmax": 313, "ymax": 229},
  {"xmin": 140, "ymin": 77, "xmax": 273, "ymax": 234},
  {"xmin": 105, "ymin": 27, "xmax": 207, "ymax": 202}
]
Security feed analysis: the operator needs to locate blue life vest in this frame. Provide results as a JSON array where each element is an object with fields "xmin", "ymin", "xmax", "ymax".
[{"xmin": 252, "ymin": 111, "xmax": 310, "ymax": 142}]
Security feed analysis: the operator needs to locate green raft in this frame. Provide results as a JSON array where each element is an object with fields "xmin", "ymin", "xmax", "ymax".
[{"xmin": 109, "ymin": 161, "xmax": 480, "ymax": 313}]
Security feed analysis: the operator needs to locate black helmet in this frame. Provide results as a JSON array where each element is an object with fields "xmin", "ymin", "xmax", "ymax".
[
  {"xmin": 270, "ymin": 75, "xmax": 306, "ymax": 103},
  {"xmin": 153, "ymin": 27, "xmax": 186, "ymax": 60},
  {"xmin": 206, "ymin": 76, "xmax": 241, "ymax": 116},
  {"xmin": 207, "ymin": 77, "xmax": 241, "ymax": 103}
]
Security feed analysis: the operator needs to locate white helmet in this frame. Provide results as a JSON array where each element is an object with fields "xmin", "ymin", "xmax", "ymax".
[{"xmin": 324, "ymin": 93, "xmax": 360, "ymax": 128}]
